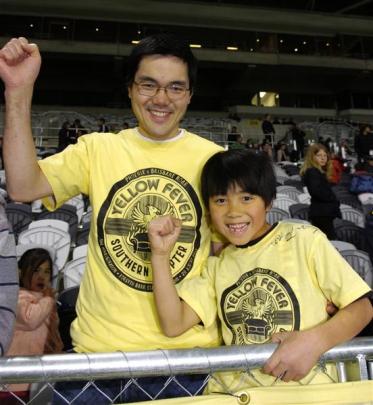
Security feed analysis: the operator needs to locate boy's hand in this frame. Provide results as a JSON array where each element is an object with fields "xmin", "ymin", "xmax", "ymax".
[
  {"xmin": 148, "ymin": 215, "xmax": 182, "ymax": 256},
  {"xmin": 262, "ymin": 330, "xmax": 323, "ymax": 382},
  {"xmin": 0, "ymin": 37, "xmax": 41, "ymax": 90}
]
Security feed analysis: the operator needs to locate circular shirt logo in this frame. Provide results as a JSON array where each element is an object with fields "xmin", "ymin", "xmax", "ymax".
[
  {"xmin": 97, "ymin": 168, "xmax": 202, "ymax": 292},
  {"xmin": 221, "ymin": 268, "xmax": 300, "ymax": 344}
]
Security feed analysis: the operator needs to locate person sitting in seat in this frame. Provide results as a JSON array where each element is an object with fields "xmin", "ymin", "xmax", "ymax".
[{"xmin": 1, "ymin": 248, "xmax": 63, "ymax": 404}]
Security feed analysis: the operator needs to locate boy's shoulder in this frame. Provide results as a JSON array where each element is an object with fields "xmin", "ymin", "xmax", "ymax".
[{"xmin": 276, "ymin": 221, "xmax": 324, "ymax": 241}]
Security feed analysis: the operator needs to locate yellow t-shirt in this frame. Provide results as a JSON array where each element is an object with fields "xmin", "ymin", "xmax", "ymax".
[
  {"xmin": 39, "ymin": 128, "xmax": 223, "ymax": 352},
  {"xmin": 177, "ymin": 222, "xmax": 371, "ymax": 391}
]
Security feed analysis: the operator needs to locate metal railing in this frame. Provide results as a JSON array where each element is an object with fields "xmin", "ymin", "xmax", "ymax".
[{"xmin": 0, "ymin": 338, "xmax": 372, "ymax": 404}]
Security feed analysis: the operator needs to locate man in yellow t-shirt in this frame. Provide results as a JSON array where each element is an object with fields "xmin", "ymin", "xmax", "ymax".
[{"xmin": 0, "ymin": 33, "xmax": 222, "ymax": 403}]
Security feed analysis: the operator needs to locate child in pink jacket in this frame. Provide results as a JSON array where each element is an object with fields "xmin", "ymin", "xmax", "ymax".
[{"xmin": 1, "ymin": 248, "xmax": 63, "ymax": 404}]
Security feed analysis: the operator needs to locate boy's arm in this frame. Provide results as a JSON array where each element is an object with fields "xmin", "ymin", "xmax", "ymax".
[
  {"xmin": 263, "ymin": 297, "xmax": 373, "ymax": 382},
  {"xmin": 148, "ymin": 215, "xmax": 201, "ymax": 337},
  {"xmin": 0, "ymin": 37, "xmax": 53, "ymax": 202}
]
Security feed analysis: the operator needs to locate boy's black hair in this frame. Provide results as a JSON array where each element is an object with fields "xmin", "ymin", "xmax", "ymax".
[
  {"xmin": 201, "ymin": 149, "xmax": 277, "ymax": 208},
  {"xmin": 126, "ymin": 33, "xmax": 198, "ymax": 91}
]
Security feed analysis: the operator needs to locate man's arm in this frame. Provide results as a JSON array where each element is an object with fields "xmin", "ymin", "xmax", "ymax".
[
  {"xmin": 263, "ymin": 297, "xmax": 373, "ymax": 382},
  {"xmin": 0, "ymin": 37, "xmax": 53, "ymax": 202},
  {"xmin": 148, "ymin": 215, "xmax": 201, "ymax": 337}
]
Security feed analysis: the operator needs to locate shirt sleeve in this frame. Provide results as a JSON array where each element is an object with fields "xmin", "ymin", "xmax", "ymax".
[
  {"xmin": 310, "ymin": 232, "xmax": 371, "ymax": 308},
  {"xmin": 177, "ymin": 257, "xmax": 218, "ymax": 328},
  {"xmin": 38, "ymin": 135, "xmax": 91, "ymax": 210}
]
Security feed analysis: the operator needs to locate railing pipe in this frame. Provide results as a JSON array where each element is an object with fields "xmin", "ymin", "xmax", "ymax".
[{"xmin": 0, "ymin": 338, "xmax": 372, "ymax": 384}]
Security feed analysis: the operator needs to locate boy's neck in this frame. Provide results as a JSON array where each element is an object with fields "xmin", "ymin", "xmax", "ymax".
[{"xmin": 236, "ymin": 223, "xmax": 277, "ymax": 249}]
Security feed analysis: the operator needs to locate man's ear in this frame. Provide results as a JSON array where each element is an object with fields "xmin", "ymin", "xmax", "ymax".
[
  {"xmin": 127, "ymin": 86, "xmax": 132, "ymax": 99},
  {"xmin": 205, "ymin": 211, "xmax": 211, "ymax": 225},
  {"xmin": 187, "ymin": 90, "xmax": 193, "ymax": 105}
]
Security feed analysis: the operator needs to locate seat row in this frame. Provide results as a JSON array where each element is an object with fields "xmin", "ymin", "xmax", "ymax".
[{"xmin": 6, "ymin": 196, "xmax": 91, "ymax": 244}]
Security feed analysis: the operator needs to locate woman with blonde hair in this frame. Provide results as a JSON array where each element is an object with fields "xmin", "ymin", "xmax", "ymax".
[{"xmin": 300, "ymin": 143, "xmax": 341, "ymax": 239}]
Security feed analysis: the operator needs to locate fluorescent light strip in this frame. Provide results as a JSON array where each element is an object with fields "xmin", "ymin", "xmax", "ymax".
[
  {"xmin": 226, "ymin": 46, "xmax": 238, "ymax": 51},
  {"xmin": 190, "ymin": 44, "xmax": 202, "ymax": 48}
]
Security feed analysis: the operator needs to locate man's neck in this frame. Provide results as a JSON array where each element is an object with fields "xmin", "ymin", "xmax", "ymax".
[{"xmin": 136, "ymin": 127, "xmax": 184, "ymax": 142}]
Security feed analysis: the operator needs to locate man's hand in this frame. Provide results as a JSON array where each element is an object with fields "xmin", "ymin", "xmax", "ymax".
[
  {"xmin": 262, "ymin": 330, "xmax": 323, "ymax": 382},
  {"xmin": 148, "ymin": 215, "xmax": 182, "ymax": 256},
  {"xmin": 0, "ymin": 37, "xmax": 41, "ymax": 90}
]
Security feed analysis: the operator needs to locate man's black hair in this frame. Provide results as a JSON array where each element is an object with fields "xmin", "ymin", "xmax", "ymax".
[
  {"xmin": 126, "ymin": 33, "xmax": 198, "ymax": 91},
  {"xmin": 201, "ymin": 149, "xmax": 277, "ymax": 208}
]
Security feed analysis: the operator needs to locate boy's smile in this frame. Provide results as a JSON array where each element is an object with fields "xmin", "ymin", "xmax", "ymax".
[{"xmin": 209, "ymin": 184, "xmax": 271, "ymax": 246}]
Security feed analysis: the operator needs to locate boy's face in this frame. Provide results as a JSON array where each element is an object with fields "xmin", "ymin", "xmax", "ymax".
[
  {"xmin": 128, "ymin": 55, "xmax": 192, "ymax": 141},
  {"xmin": 209, "ymin": 184, "xmax": 271, "ymax": 246}
]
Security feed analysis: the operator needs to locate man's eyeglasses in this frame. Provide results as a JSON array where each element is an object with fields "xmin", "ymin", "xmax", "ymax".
[{"xmin": 134, "ymin": 81, "xmax": 190, "ymax": 100}]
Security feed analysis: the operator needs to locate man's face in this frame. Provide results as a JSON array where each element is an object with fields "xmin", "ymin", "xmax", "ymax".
[{"xmin": 128, "ymin": 55, "xmax": 192, "ymax": 140}]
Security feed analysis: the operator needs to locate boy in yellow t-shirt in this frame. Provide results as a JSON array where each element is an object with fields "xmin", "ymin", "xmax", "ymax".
[{"xmin": 148, "ymin": 149, "xmax": 373, "ymax": 393}]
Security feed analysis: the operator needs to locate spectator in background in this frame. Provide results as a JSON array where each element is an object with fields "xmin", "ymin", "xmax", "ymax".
[
  {"xmin": 1, "ymin": 247, "xmax": 63, "ymax": 404},
  {"xmin": 68, "ymin": 119, "xmax": 87, "ymax": 144},
  {"xmin": 0, "ymin": 194, "xmax": 18, "ymax": 357},
  {"xmin": 324, "ymin": 137, "xmax": 333, "ymax": 152},
  {"xmin": 57, "ymin": 121, "xmax": 71, "ymax": 152},
  {"xmin": 97, "ymin": 118, "xmax": 109, "ymax": 133},
  {"xmin": 363, "ymin": 156, "xmax": 373, "ymax": 174},
  {"xmin": 354, "ymin": 124, "xmax": 373, "ymax": 164},
  {"xmin": 329, "ymin": 151, "xmax": 344, "ymax": 184},
  {"xmin": 339, "ymin": 138, "xmax": 353, "ymax": 158},
  {"xmin": 301, "ymin": 143, "xmax": 341, "ymax": 239},
  {"xmin": 276, "ymin": 142, "xmax": 289, "ymax": 162},
  {"xmin": 261, "ymin": 114, "xmax": 275, "ymax": 144},
  {"xmin": 261, "ymin": 141, "xmax": 273, "ymax": 159},
  {"xmin": 289, "ymin": 122, "xmax": 306, "ymax": 159},
  {"xmin": 228, "ymin": 129, "xmax": 244, "ymax": 150},
  {"xmin": 227, "ymin": 126, "xmax": 243, "ymax": 147},
  {"xmin": 229, "ymin": 134, "xmax": 244, "ymax": 149}
]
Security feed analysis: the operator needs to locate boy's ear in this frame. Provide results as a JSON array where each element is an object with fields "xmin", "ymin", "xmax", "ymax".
[{"xmin": 266, "ymin": 201, "xmax": 273, "ymax": 212}]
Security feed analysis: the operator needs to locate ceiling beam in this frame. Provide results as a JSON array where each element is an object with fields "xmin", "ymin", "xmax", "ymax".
[
  {"xmin": 2, "ymin": 36, "xmax": 371, "ymax": 72},
  {"xmin": 336, "ymin": 0, "xmax": 373, "ymax": 15},
  {"xmin": 3, "ymin": 0, "xmax": 373, "ymax": 37}
]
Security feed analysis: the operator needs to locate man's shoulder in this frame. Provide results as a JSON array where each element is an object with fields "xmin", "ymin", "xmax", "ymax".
[
  {"xmin": 184, "ymin": 130, "xmax": 223, "ymax": 151},
  {"xmin": 77, "ymin": 131, "xmax": 129, "ymax": 147}
]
